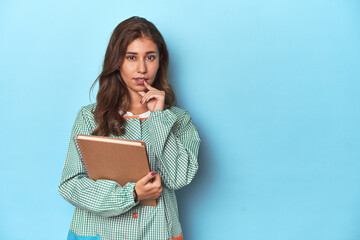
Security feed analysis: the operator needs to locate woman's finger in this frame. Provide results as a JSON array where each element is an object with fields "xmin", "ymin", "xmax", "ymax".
[
  {"xmin": 137, "ymin": 91, "xmax": 146, "ymax": 97},
  {"xmin": 144, "ymin": 92, "xmax": 164, "ymax": 103},
  {"xmin": 139, "ymin": 171, "xmax": 156, "ymax": 185},
  {"xmin": 140, "ymin": 91, "xmax": 152, "ymax": 104},
  {"xmin": 144, "ymin": 80, "xmax": 156, "ymax": 90},
  {"xmin": 140, "ymin": 91, "xmax": 155, "ymax": 104},
  {"xmin": 141, "ymin": 91, "xmax": 159, "ymax": 102},
  {"xmin": 142, "ymin": 94, "xmax": 156, "ymax": 104}
]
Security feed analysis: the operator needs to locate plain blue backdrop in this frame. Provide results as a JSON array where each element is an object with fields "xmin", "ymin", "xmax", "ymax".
[{"xmin": 1, "ymin": 0, "xmax": 360, "ymax": 239}]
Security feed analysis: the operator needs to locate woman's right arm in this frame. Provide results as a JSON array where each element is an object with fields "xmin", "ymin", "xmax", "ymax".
[{"xmin": 58, "ymin": 107, "xmax": 139, "ymax": 218}]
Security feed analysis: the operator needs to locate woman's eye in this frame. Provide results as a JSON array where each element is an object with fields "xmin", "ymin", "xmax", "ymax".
[
  {"xmin": 147, "ymin": 55, "xmax": 156, "ymax": 60},
  {"xmin": 127, "ymin": 56, "xmax": 136, "ymax": 60}
]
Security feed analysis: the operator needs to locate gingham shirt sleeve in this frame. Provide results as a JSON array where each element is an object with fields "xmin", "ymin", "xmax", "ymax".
[
  {"xmin": 58, "ymin": 108, "xmax": 139, "ymax": 217},
  {"xmin": 148, "ymin": 108, "xmax": 200, "ymax": 190}
]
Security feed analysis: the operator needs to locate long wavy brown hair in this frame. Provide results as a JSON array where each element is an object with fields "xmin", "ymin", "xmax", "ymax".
[{"xmin": 90, "ymin": 16, "xmax": 176, "ymax": 136}]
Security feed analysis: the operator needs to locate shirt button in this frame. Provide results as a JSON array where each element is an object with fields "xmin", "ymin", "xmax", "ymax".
[{"xmin": 132, "ymin": 212, "xmax": 138, "ymax": 218}]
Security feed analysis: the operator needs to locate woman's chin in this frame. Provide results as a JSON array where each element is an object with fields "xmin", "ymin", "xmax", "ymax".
[{"xmin": 127, "ymin": 85, "xmax": 146, "ymax": 93}]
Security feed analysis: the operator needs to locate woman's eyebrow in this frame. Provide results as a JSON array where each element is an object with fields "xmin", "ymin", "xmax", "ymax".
[{"xmin": 126, "ymin": 51, "xmax": 157, "ymax": 54}]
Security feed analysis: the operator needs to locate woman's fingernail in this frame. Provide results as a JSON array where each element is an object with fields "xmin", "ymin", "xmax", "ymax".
[
  {"xmin": 140, "ymin": 100, "xmax": 143, "ymax": 104},
  {"xmin": 151, "ymin": 171, "xmax": 156, "ymax": 176}
]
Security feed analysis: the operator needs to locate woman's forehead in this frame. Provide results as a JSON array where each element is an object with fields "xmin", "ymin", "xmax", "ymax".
[{"xmin": 126, "ymin": 37, "xmax": 158, "ymax": 53}]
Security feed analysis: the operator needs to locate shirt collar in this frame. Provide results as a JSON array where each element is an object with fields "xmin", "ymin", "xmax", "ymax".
[{"xmin": 120, "ymin": 110, "xmax": 151, "ymax": 118}]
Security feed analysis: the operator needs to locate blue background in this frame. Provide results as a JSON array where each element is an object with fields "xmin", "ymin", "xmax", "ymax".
[{"xmin": 1, "ymin": 0, "xmax": 360, "ymax": 239}]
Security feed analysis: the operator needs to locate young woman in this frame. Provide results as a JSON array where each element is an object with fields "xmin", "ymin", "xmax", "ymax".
[{"xmin": 59, "ymin": 16, "xmax": 200, "ymax": 240}]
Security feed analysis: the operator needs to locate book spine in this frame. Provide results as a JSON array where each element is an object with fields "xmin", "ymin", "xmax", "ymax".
[{"xmin": 73, "ymin": 136, "xmax": 91, "ymax": 177}]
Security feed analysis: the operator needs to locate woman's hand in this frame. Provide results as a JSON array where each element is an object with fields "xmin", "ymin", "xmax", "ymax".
[
  {"xmin": 134, "ymin": 171, "xmax": 162, "ymax": 201},
  {"xmin": 138, "ymin": 81, "xmax": 165, "ymax": 112}
]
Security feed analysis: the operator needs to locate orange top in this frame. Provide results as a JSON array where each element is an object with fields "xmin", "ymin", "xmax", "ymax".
[
  {"xmin": 122, "ymin": 110, "xmax": 150, "ymax": 124},
  {"xmin": 170, "ymin": 233, "xmax": 183, "ymax": 240}
]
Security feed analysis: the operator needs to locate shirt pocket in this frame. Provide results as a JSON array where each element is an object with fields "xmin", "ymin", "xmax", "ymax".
[{"xmin": 67, "ymin": 230, "xmax": 100, "ymax": 240}]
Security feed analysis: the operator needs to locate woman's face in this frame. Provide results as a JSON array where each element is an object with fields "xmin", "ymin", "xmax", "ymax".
[{"xmin": 120, "ymin": 37, "xmax": 160, "ymax": 95}]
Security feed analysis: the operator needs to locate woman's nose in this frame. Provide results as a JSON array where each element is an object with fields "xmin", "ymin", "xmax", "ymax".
[{"xmin": 137, "ymin": 59, "xmax": 147, "ymax": 74}]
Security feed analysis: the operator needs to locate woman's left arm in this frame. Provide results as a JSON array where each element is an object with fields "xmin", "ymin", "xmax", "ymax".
[{"xmin": 148, "ymin": 109, "xmax": 201, "ymax": 190}]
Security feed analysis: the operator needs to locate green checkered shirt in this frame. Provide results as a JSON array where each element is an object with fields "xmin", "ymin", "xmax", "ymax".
[{"xmin": 59, "ymin": 104, "xmax": 200, "ymax": 240}]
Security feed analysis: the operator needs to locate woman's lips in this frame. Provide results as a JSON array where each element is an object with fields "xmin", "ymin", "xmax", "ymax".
[{"xmin": 133, "ymin": 78, "xmax": 148, "ymax": 85}]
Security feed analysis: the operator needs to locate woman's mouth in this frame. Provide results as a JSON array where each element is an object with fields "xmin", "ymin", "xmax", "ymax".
[{"xmin": 133, "ymin": 78, "xmax": 148, "ymax": 85}]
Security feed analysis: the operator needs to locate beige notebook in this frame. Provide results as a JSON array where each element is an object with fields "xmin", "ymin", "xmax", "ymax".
[{"xmin": 75, "ymin": 134, "xmax": 157, "ymax": 207}]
